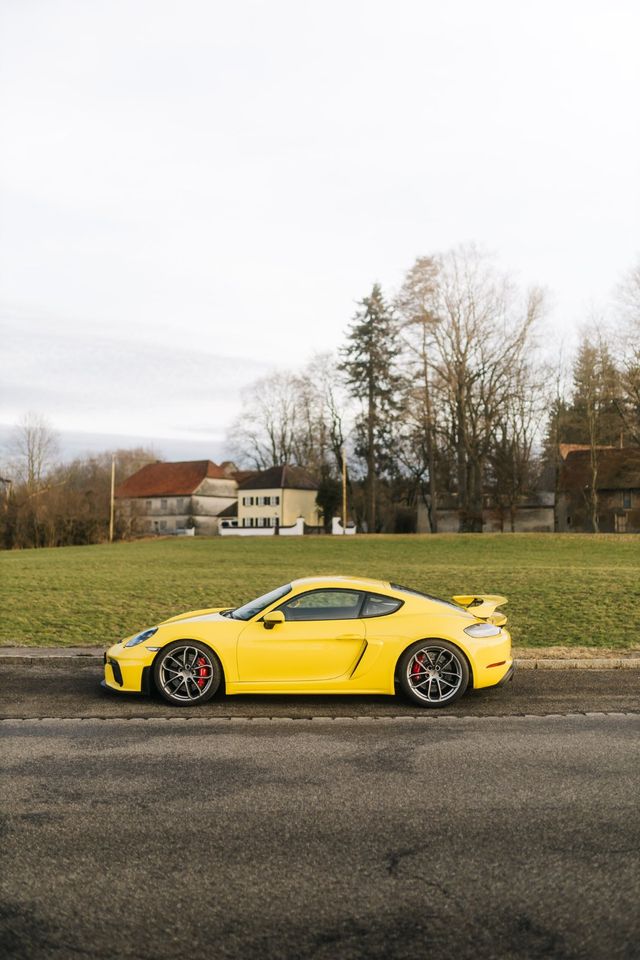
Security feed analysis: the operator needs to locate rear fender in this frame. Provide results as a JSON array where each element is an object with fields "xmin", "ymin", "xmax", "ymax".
[{"xmin": 394, "ymin": 638, "xmax": 474, "ymax": 690}]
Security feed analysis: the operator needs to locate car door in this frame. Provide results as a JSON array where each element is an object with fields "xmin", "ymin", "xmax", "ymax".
[{"xmin": 236, "ymin": 588, "xmax": 366, "ymax": 682}]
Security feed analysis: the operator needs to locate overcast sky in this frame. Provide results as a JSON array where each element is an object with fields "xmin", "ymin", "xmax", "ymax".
[{"xmin": 1, "ymin": 0, "xmax": 638, "ymax": 460}]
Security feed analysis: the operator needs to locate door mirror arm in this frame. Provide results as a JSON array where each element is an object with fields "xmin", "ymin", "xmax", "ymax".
[{"xmin": 262, "ymin": 611, "xmax": 285, "ymax": 630}]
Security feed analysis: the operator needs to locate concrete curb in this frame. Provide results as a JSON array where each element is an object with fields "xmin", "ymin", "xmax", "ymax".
[
  {"xmin": 514, "ymin": 658, "xmax": 640, "ymax": 670},
  {"xmin": 0, "ymin": 648, "xmax": 102, "ymax": 665},
  {"xmin": 1, "ymin": 648, "xmax": 639, "ymax": 670}
]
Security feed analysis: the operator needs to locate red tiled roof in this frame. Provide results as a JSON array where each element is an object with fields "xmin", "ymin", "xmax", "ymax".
[
  {"xmin": 238, "ymin": 464, "xmax": 318, "ymax": 491},
  {"xmin": 115, "ymin": 460, "xmax": 230, "ymax": 498}
]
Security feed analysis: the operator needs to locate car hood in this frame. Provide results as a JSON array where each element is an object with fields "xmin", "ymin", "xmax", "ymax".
[{"xmin": 162, "ymin": 607, "xmax": 231, "ymax": 625}]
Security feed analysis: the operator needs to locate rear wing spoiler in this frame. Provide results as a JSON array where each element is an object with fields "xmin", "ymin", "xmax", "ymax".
[{"xmin": 452, "ymin": 594, "xmax": 508, "ymax": 626}]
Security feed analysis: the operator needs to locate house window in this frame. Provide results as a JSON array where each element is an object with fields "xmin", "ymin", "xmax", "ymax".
[
  {"xmin": 274, "ymin": 496, "xmax": 280, "ymax": 506},
  {"xmin": 623, "ymin": 491, "xmax": 631, "ymax": 509},
  {"xmin": 176, "ymin": 498, "xmax": 184, "ymax": 511},
  {"xmin": 145, "ymin": 500, "xmax": 152, "ymax": 509},
  {"xmin": 161, "ymin": 499, "xmax": 168, "ymax": 510},
  {"xmin": 159, "ymin": 520, "xmax": 167, "ymax": 530}
]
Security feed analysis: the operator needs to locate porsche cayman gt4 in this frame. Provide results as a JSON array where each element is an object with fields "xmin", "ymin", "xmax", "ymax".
[{"xmin": 103, "ymin": 576, "xmax": 513, "ymax": 708}]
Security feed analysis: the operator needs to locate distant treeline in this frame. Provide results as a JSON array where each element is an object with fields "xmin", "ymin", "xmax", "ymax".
[
  {"xmin": 229, "ymin": 245, "xmax": 640, "ymax": 534},
  {"xmin": 0, "ymin": 441, "xmax": 155, "ymax": 549},
  {"xmin": 2, "ymin": 244, "xmax": 639, "ymax": 546}
]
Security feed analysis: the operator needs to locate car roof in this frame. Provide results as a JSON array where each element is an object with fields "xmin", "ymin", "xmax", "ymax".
[{"xmin": 291, "ymin": 575, "xmax": 392, "ymax": 592}]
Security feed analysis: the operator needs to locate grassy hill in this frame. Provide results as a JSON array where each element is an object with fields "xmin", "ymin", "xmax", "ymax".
[{"xmin": 1, "ymin": 534, "xmax": 638, "ymax": 650}]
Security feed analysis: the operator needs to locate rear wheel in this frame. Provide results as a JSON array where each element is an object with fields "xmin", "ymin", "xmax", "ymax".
[
  {"xmin": 153, "ymin": 641, "xmax": 222, "ymax": 706},
  {"xmin": 398, "ymin": 640, "xmax": 469, "ymax": 707}
]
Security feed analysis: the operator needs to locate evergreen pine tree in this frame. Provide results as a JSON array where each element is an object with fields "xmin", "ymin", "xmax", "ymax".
[{"xmin": 339, "ymin": 284, "xmax": 402, "ymax": 531}]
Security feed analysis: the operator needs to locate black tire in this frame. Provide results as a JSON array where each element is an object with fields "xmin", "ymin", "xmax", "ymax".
[
  {"xmin": 398, "ymin": 639, "xmax": 469, "ymax": 708},
  {"xmin": 153, "ymin": 640, "xmax": 222, "ymax": 706}
]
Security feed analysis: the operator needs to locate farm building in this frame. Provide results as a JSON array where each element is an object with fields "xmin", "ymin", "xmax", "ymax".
[
  {"xmin": 115, "ymin": 460, "xmax": 242, "ymax": 536},
  {"xmin": 416, "ymin": 493, "xmax": 555, "ymax": 534},
  {"xmin": 557, "ymin": 446, "xmax": 640, "ymax": 533}
]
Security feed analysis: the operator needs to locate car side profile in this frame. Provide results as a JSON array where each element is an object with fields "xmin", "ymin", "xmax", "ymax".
[{"xmin": 103, "ymin": 576, "xmax": 513, "ymax": 708}]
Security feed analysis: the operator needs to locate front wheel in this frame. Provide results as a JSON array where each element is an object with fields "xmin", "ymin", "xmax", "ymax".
[
  {"xmin": 153, "ymin": 641, "xmax": 222, "ymax": 706},
  {"xmin": 398, "ymin": 640, "xmax": 469, "ymax": 708}
]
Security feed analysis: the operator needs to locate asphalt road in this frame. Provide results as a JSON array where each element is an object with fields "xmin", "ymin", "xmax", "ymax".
[
  {"xmin": 1, "ymin": 713, "xmax": 639, "ymax": 960},
  {"xmin": 1, "ymin": 662, "xmax": 639, "ymax": 718}
]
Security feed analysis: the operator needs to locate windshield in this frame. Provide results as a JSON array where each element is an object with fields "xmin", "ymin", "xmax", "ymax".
[
  {"xmin": 390, "ymin": 583, "xmax": 473, "ymax": 616},
  {"xmin": 228, "ymin": 583, "xmax": 292, "ymax": 621}
]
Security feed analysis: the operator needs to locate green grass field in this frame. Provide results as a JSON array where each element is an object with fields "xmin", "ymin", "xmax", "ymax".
[{"xmin": 1, "ymin": 534, "xmax": 638, "ymax": 650}]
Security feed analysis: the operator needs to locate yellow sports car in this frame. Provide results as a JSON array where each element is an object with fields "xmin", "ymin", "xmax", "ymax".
[{"xmin": 103, "ymin": 576, "xmax": 513, "ymax": 708}]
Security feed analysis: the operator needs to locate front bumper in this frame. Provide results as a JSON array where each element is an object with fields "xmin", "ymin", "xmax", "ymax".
[{"xmin": 103, "ymin": 646, "xmax": 152, "ymax": 694}]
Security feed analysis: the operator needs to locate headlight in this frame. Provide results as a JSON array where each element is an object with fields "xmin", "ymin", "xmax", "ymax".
[
  {"xmin": 464, "ymin": 622, "xmax": 502, "ymax": 639},
  {"xmin": 125, "ymin": 627, "xmax": 158, "ymax": 648}
]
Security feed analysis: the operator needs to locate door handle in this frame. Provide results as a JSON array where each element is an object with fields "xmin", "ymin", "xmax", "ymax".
[{"xmin": 336, "ymin": 634, "xmax": 361, "ymax": 641}]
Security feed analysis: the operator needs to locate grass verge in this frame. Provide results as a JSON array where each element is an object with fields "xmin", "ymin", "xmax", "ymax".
[{"xmin": 1, "ymin": 533, "xmax": 638, "ymax": 649}]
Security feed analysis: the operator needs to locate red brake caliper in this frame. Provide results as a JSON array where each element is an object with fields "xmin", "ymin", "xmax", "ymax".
[
  {"xmin": 196, "ymin": 656, "xmax": 208, "ymax": 688},
  {"xmin": 411, "ymin": 653, "xmax": 425, "ymax": 680}
]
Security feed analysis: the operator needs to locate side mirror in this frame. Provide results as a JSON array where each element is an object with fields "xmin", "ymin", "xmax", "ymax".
[{"xmin": 263, "ymin": 611, "xmax": 285, "ymax": 630}]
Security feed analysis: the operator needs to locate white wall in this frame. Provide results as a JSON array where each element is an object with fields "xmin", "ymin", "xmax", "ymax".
[{"xmin": 331, "ymin": 517, "xmax": 357, "ymax": 535}]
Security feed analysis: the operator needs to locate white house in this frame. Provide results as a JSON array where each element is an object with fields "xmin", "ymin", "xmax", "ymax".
[{"xmin": 236, "ymin": 464, "xmax": 320, "ymax": 529}]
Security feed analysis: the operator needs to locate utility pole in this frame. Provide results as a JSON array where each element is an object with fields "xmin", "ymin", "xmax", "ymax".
[
  {"xmin": 109, "ymin": 454, "xmax": 116, "ymax": 543},
  {"xmin": 341, "ymin": 445, "xmax": 347, "ymax": 534}
]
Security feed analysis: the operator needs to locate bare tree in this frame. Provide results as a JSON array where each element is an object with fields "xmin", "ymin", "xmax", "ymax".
[
  {"xmin": 487, "ymin": 361, "xmax": 547, "ymax": 531},
  {"xmin": 396, "ymin": 257, "xmax": 440, "ymax": 531},
  {"xmin": 615, "ymin": 258, "xmax": 640, "ymax": 444},
  {"xmin": 228, "ymin": 357, "xmax": 349, "ymax": 476},
  {"xmin": 617, "ymin": 258, "xmax": 640, "ymax": 322},
  {"xmin": 229, "ymin": 372, "xmax": 301, "ymax": 469},
  {"xmin": 6, "ymin": 412, "xmax": 59, "ymax": 489},
  {"xmin": 0, "ymin": 444, "xmax": 158, "ymax": 549},
  {"xmin": 397, "ymin": 246, "xmax": 543, "ymax": 532}
]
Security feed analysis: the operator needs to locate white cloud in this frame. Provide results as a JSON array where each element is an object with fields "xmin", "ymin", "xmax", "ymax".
[{"xmin": 1, "ymin": 0, "xmax": 638, "ymax": 446}]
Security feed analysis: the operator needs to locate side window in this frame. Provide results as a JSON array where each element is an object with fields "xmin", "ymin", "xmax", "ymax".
[
  {"xmin": 362, "ymin": 594, "xmax": 403, "ymax": 618},
  {"xmin": 279, "ymin": 589, "xmax": 364, "ymax": 621}
]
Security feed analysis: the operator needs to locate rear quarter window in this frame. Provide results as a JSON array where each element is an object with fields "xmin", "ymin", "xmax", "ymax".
[
  {"xmin": 390, "ymin": 583, "xmax": 467, "ymax": 613},
  {"xmin": 362, "ymin": 593, "xmax": 403, "ymax": 618}
]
